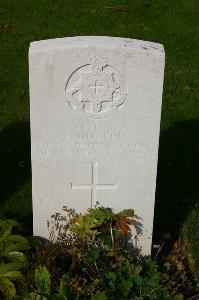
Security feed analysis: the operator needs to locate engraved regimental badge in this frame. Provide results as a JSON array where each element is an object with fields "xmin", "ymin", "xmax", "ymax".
[{"xmin": 65, "ymin": 57, "xmax": 127, "ymax": 119}]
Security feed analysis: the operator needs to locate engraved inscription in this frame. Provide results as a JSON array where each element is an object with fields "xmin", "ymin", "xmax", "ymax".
[
  {"xmin": 65, "ymin": 57, "xmax": 127, "ymax": 119},
  {"xmin": 32, "ymin": 123, "xmax": 155, "ymax": 161},
  {"xmin": 71, "ymin": 162, "xmax": 117, "ymax": 207}
]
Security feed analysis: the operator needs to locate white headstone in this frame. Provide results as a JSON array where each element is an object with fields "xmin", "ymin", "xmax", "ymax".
[{"xmin": 29, "ymin": 36, "xmax": 165, "ymax": 255}]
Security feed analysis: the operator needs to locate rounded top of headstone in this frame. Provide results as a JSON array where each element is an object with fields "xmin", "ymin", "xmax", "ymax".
[{"xmin": 29, "ymin": 36, "xmax": 164, "ymax": 54}]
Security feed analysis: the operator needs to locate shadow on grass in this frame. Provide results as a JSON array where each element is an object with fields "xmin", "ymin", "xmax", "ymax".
[
  {"xmin": 153, "ymin": 119, "xmax": 199, "ymax": 248},
  {"xmin": 0, "ymin": 121, "xmax": 32, "ymax": 232}
]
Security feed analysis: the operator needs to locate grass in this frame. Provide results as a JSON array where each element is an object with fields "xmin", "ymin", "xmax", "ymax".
[
  {"xmin": 182, "ymin": 205, "xmax": 199, "ymax": 279},
  {"xmin": 0, "ymin": 0, "xmax": 199, "ymax": 269}
]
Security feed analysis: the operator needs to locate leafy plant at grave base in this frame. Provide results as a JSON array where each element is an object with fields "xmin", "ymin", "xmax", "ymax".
[
  {"xmin": 31, "ymin": 205, "xmax": 184, "ymax": 299},
  {"xmin": 0, "ymin": 219, "xmax": 31, "ymax": 299}
]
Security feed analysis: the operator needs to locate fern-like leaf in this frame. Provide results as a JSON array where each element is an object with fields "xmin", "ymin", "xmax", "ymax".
[
  {"xmin": 35, "ymin": 265, "xmax": 51, "ymax": 296},
  {"xmin": 71, "ymin": 215, "xmax": 98, "ymax": 238}
]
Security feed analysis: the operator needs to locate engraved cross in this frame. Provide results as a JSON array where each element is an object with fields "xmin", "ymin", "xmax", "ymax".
[
  {"xmin": 89, "ymin": 80, "xmax": 105, "ymax": 96},
  {"xmin": 71, "ymin": 162, "xmax": 117, "ymax": 207}
]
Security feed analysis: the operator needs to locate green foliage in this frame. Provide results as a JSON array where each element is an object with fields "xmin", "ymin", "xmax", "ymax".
[
  {"xmin": 0, "ymin": 212, "xmax": 193, "ymax": 299},
  {"xmin": 32, "ymin": 206, "xmax": 178, "ymax": 299},
  {"xmin": 90, "ymin": 291, "xmax": 107, "ymax": 300},
  {"xmin": 0, "ymin": 219, "xmax": 30, "ymax": 299},
  {"xmin": 58, "ymin": 274, "xmax": 70, "ymax": 298},
  {"xmin": 0, "ymin": 219, "xmax": 30, "ymax": 265},
  {"xmin": 71, "ymin": 214, "xmax": 98, "ymax": 239},
  {"xmin": 35, "ymin": 266, "xmax": 51, "ymax": 297},
  {"xmin": 23, "ymin": 293, "xmax": 48, "ymax": 300},
  {"xmin": 0, "ymin": 277, "xmax": 16, "ymax": 300},
  {"xmin": 24, "ymin": 268, "xmax": 69, "ymax": 300},
  {"xmin": 71, "ymin": 206, "xmax": 141, "ymax": 249},
  {"xmin": 8, "ymin": 206, "xmax": 195, "ymax": 299}
]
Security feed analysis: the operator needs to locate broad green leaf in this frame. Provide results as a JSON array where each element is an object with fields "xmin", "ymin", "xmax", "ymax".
[
  {"xmin": 59, "ymin": 274, "xmax": 70, "ymax": 297},
  {"xmin": 0, "ymin": 219, "xmax": 20, "ymax": 241},
  {"xmin": 0, "ymin": 262, "xmax": 24, "ymax": 275},
  {"xmin": 116, "ymin": 209, "xmax": 135, "ymax": 218},
  {"xmin": 23, "ymin": 293, "xmax": 48, "ymax": 300},
  {"xmin": 88, "ymin": 207, "xmax": 113, "ymax": 225},
  {"xmin": 0, "ymin": 270, "xmax": 23, "ymax": 280},
  {"xmin": 52, "ymin": 295, "xmax": 67, "ymax": 300},
  {"xmin": 3, "ymin": 235, "xmax": 30, "ymax": 254},
  {"xmin": 0, "ymin": 277, "xmax": 16, "ymax": 300},
  {"xmin": 5, "ymin": 251, "xmax": 28, "ymax": 267},
  {"xmin": 91, "ymin": 291, "xmax": 107, "ymax": 300}
]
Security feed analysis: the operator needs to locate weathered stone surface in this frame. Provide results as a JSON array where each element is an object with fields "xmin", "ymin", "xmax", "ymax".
[{"xmin": 29, "ymin": 36, "xmax": 165, "ymax": 255}]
